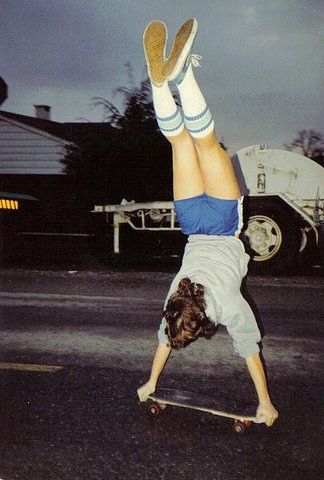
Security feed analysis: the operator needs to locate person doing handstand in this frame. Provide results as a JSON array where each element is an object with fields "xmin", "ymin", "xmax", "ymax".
[{"xmin": 137, "ymin": 18, "xmax": 278, "ymax": 427}]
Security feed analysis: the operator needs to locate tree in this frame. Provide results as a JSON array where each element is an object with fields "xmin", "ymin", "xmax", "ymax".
[
  {"xmin": 62, "ymin": 129, "xmax": 172, "ymax": 206},
  {"xmin": 284, "ymin": 130, "xmax": 324, "ymax": 167},
  {"xmin": 62, "ymin": 65, "xmax": 228, "ymax": 208},
  {"xmin": 92, "ymin": 78, "xmax": 158, "ymax": 134},
  {"xmin": 62, "ymin": 68, "xmax": 174, "ymax": 205},
  {"xmin": 91, "ymin": 63, "xmax": 180, "ymax": 134},
  {"xmin": 91, "ymin": 69, "xmax": 227, "ymax": 148}
]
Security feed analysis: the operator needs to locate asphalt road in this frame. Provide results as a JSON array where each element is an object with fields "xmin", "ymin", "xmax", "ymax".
[{"xmin": 0, "ymin": 269, "xmax": 323, "ymax": 480}]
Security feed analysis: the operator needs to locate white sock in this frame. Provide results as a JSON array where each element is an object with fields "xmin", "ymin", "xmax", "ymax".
[
  {"xmin": 176, "ymin": 64, "xmax": 215, "ymax": 138},
  {"xmin": 151, "ymin": 82, "xmax": 184, "ymax": 137}
]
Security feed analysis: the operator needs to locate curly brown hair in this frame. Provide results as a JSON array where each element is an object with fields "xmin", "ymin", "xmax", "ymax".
[{"xmin": 163, "ymin": 277, "xmax": 217, "ymax": 349}]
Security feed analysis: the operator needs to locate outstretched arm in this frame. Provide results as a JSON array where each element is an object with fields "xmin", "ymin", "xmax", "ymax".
[
  {"xmin": 245, "ymin": 353, "xmax": 279, "ymax": 426},
  {"xmin": 137, "ymin": 342, "xmax": 172, "ymax": 402}
]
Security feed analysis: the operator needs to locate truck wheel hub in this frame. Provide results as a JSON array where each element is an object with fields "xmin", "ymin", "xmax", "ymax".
[{"xmin": 245, "ymin": 215, "xmax": 282, "ymax": 261}]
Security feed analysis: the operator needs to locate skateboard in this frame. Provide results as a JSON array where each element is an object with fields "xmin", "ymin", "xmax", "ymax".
[{"xmin": 147, "ymin": 388, "xmax": 265, "ymax": 434}]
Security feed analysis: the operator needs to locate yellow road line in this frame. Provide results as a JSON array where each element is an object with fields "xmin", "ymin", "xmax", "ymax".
[{"xmin": 0, "ymin": 363, "xmax": 63, "ymax": 372}]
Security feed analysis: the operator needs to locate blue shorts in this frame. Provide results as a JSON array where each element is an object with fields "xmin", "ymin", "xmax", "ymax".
[{"xmin": 174, "ymin": 194, "xmax": 243, "ymax": 236}]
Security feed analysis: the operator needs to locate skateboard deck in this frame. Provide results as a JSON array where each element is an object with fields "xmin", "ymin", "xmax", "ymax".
[{"xmin": 147, "ymin": 388, "xmax": 265, "ymax": 434}]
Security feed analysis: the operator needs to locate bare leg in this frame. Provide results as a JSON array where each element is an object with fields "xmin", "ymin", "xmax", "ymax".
[
  {"xmin": 166, "ymin": 129, "xmax": 204, "ymax": 201},
  {"xmin": 194, "ymin": 131, "xmax": 241, "ymax": 199},
  {"xmin": 143, "ymin": 22, "xmax": 204, "ymax": 201},
  {"xmin": 173, "ymin": 58, "xmax": 240, "ymax": 199}
]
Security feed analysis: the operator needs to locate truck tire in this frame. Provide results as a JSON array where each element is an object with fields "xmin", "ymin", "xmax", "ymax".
[{"xmin": 241, "ymin": 200, "xmax": 302, "ymax": 273}]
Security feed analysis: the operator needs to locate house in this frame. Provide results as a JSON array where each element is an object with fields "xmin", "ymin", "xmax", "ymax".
[
  {"xmin": 0, "ymin": 106, "xmax": 114, "ymax": 174},
  {"xmin": 0, "ymin": 106, "xmax": 115, "ymax": 239},
  {"xmin": 0, "ymin": 106, "xmax": 69, "ymax": 175},
  {"xmin": 0, "ymin": 103, "xmax": 171, "ymax": 260}
]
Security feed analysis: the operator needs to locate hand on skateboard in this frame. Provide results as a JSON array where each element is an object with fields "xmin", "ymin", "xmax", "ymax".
[
  {"xmin": 137, "ymin": 380, "xmax": 156, "ymax": 402},
  {"xmin": 257, "ymin": 401, "xmax": 278, "ymax": 427}
]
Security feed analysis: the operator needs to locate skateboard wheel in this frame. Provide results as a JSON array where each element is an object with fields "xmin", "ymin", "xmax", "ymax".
[
  {"xmin": 233, "ymin": 420, "xmax": 246, "ymax": 434},
  {"xmin": 149, "ymin": 402, "xmax": 162, "ymax": 417}
]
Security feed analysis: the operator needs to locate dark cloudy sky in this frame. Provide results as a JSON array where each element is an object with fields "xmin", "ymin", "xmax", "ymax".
[{"xmin": 1, "ymin": 0, "xmax": 323, "ymax": 153}]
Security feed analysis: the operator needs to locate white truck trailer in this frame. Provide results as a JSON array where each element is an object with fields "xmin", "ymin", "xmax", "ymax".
[{"xmin": 94, "ymin": 144, "xmax": 323, "ymax": 271}]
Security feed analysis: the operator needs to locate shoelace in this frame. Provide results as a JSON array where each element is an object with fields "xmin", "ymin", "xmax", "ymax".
[{"xmin": 189, "ymin": 53, "xmax": 203, "ymax": 68}]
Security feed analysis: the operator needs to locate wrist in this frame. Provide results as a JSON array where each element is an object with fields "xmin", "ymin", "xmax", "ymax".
[
  {"xmin": 148, "ymin": 378, "xmax": 157, "ymax": 388},
  {"xmin": 258, "ymin": 396, "xmax": 271, "ymax": 406}
]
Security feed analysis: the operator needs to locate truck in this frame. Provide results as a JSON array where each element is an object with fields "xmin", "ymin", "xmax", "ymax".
[{"xmin": 93, "ymin": 145, "xmax": 324, "ymax": 272}]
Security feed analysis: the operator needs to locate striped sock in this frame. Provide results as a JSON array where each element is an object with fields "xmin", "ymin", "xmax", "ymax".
[
  {"xmin": 151, "ymin": 83, "xmax": 184, "ymax": 137},
  {"xmin": 176, "ymin": 64, "xmax": 215, "ymax": 138}
]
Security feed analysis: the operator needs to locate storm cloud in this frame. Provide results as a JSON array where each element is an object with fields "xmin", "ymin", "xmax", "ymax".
[{"xmin": 1, "ymin": 0, "xmax": 323, "ymax": 153}]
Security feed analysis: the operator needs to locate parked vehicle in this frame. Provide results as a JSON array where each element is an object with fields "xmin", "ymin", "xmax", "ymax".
[{"xmin": 94, "ymin": 145, "xmax": 323, "ymax": 271}]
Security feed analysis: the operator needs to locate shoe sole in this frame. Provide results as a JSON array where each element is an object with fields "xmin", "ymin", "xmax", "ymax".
[
  {"xmin": 143, "ymin": 21, "xmax": 167, "ymax": 86},
  {"xmin": 163, "ymin": 18, "xmax": 198, "ymax": 81}
]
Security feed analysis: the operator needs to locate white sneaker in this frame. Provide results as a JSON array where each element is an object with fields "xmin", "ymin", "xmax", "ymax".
[
  {"xmin": 143, "ymin": 20, "xmax": 168, "ymax": 86},
  {"xmin": 163, "ymin": 18, "xmax": 198, "ymax": 84}
]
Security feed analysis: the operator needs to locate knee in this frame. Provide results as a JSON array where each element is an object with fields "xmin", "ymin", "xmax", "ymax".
[
  {"xmin": 193, "ymin": 131, "xmax": 220, "ymax": 150},
  {"xmin": 167, "ymin": 128, "xmax": 193, "ymax": 146}
]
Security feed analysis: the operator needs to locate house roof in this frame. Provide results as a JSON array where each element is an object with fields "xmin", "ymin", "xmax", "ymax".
[
  {"xmin": 0, "ymin": 110, "xmax": 116, "ymax": 143},
  {"xmin": 0, "ymin": 192, "xmax": 37, "ymax": 201}
]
